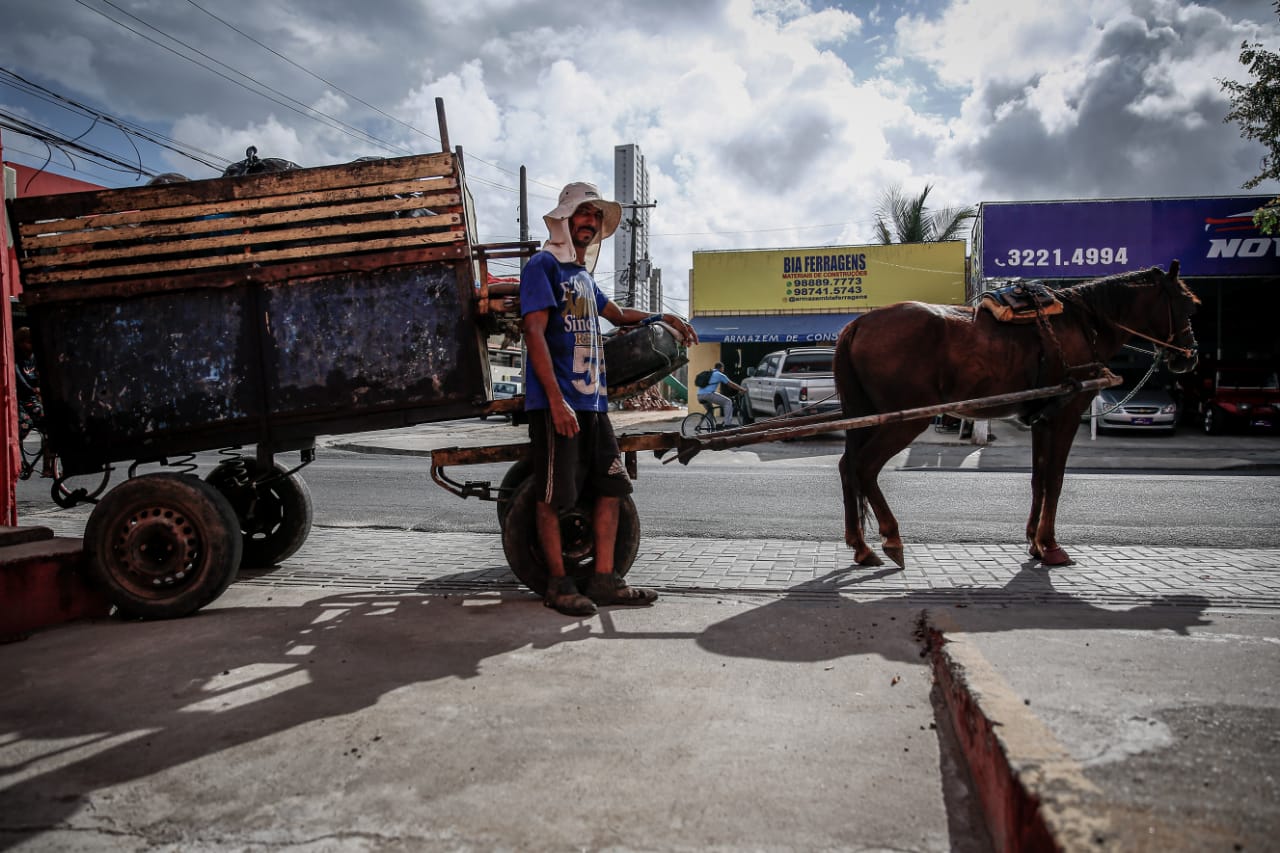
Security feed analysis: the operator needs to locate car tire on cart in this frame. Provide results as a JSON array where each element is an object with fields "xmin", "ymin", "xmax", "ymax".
[
  {"xmin": 495, "ymin": 455, "xmax": 534, "ymax": 530},
  {"xmin": 82, "ymin": 473, "xmax": 243, "ymax": 620},
  {"xmin": 206, "ymin": 459, "xmax": 313, "ymax": 569},
  {"xmin": 501, "ymin": 476, "xmax": 640, "ymax": 597}
]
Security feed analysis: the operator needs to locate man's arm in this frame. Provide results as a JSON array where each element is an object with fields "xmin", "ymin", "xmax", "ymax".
[
  {"xmin": 522, "ymin": 309, "xmax": 579, "ymax": 437},
  {"xmin": 599, "ymin": 303, "xmax": 699, "ymax": 346}
]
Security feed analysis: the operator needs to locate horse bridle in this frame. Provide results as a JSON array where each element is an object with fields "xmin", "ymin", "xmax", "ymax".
[{"xmin": 1111, "ymin": 274, "xmax": 1196, "ymax": 360}]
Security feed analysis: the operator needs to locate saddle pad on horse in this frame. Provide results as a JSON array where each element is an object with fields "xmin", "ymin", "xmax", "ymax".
[{"xmin": 979, "ymin": 280, "xmax": 1063, "ymax": 323}]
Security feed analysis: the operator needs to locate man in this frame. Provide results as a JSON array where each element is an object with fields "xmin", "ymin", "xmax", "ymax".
[
  {"xmin": 521, "ymin": 181, "xmax": 698, "ymax": 616},
  {"xmin": 697, "ymin": 362, "xmax": 745, "ymax": 428}
]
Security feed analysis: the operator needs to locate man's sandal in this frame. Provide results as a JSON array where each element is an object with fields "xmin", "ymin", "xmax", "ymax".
[
  {"xmin": 585, "ymin": 572, "xmax": 658, "ymax": 607},
  {"xmin": 544, "ymin": 575, "xmax": 597, "ymax": 617}
]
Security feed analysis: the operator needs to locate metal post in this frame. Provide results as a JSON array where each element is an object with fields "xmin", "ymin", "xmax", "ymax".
[
  {"xmin": 619, "ymin": 202, "xmax": 657, "ymax": 309},
  {"xmin": 434, "ymin": 98, "xmax": 450, "ymax": 154},
  {"xmin": 519, "ymin": 167, "xmax": 529, "ymax": 268},
  {"xmin": 0, "ymin": 134, "xmax": 19, "ymax": 524}
]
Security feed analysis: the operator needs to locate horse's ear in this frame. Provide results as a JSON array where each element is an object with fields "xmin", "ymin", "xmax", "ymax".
[{"xmin": 1167, "ymin": 259, "xmax": 1180, "ymax": 281}]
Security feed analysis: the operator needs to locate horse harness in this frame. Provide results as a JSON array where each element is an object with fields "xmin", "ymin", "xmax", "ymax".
[{"xmin": 980, "ymin": 272, "xmax": 1192, "ymax": 426}]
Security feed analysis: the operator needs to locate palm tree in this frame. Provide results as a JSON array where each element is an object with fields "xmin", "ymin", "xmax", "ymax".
[{"xmin": 873, "ymin": 184, "xmax": 975, "ymax": 244}]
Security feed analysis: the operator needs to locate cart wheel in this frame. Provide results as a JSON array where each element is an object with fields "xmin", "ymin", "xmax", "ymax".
[
  {"xmin": 495, "ymin": 455, "xmax": 534, "ymax": 530},
  {"xmin": 501, "ymin": 477, "xmax": 640, "ymax": 597},
  {"xmin": 206, "ymin": 460, "xmax": 313, "ymax": 568},
  {"xmin": 82, "ymin": 474, "xmax": 243, "ymax": 619}
]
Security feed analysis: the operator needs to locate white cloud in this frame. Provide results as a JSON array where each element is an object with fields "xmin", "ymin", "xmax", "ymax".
[{"xmin": 2, "ymin": 0, "xmax": 1276, "ymax": 307}]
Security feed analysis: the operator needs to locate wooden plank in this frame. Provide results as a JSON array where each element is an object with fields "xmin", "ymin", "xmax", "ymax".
[
  {"xmin": 22, "ymin": 229, "xmax": 470, "ymax": 286},
  {"xmin": 667, "ymin": 376, "xmax": 1124, "ymax": 463},
  {"xmin": 18, "ymin": 244, "xmax": 471, "ymax": 306},
  {"xmin": 9, "ymin": 152, "xmax": 456, "ymax": 222},
  {"xmin": 18, "ymin": 179, "xmax": 460, "ymax": 239},
  {"xmin": 22, "ymin": 211, "xmax": 464, "ymax": 269}
]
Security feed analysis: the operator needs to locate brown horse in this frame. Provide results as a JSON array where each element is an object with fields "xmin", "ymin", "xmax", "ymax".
[{"xmin": 833, "ymin": 263, "xmax": 1199, "ymax": 569}]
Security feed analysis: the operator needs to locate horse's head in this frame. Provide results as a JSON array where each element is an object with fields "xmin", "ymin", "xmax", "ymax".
[{"xmin": 1157, "ymin": 260, "xmax": 1199, "ymax": 374}]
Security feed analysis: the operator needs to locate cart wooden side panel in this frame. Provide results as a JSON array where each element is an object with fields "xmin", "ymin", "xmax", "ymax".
[{"xmin": 6, "ymin": 152, "xmax": 492, "ymax": 475}]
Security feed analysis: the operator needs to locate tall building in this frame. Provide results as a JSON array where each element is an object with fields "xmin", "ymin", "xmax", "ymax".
[{"xmin": 613, "ymin": 144, "xmax": 662, "ymax": 311}]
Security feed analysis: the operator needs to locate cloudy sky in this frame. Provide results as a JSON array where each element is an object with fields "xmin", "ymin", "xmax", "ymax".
[{"xmin": 2, "ymin": 0, "xmax": 1276, "ymax": 308}]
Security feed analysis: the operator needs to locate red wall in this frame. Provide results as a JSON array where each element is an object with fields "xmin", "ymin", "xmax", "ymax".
[{"xmin": 2, "ymin": 145, "xmax": 107, "ymax": 523}]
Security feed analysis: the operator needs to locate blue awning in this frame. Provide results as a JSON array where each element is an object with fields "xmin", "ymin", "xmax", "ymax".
[{"xmin": 691, "ymin": 313, "xmax": 858, "ymax": 344}]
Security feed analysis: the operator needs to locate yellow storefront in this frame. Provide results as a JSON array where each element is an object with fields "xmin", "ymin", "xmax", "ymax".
[{"xmin": 687, "ymin": 241, "xmax": 967, "ymax": 388}]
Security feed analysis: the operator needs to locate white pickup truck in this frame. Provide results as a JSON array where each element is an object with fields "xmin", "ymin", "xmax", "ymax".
[{"xmin": 740, "ymin": 347, "xmax": 841, "ymax": 419}]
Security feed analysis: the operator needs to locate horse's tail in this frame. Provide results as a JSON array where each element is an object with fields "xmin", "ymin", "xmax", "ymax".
[{"xmin": 833, "ymin": 321, "xmax": 871, "ymax": 541}]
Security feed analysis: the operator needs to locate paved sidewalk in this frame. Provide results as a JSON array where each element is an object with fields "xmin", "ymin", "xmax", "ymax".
[{"xmin": 7, "ymin": 417, "xmax": 1280, "ymax": 850}]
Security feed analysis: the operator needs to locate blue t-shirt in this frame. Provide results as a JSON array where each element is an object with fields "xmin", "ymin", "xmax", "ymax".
[
  {"xmin": 698, "ymin": 369, "xmax": 731, "ymax": 396},
  {"xmin": 520, "ymin": 250, "xmax": 610, "ymax": 412}
]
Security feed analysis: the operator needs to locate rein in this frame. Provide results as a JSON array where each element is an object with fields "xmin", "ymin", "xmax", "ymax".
[
  {"xmin": 1112, "ymin": 322, "xmax": 1196, "ymax": 359},
  {"xmin": 1087, "ymin": 343, "xmax": 1163, "ymax": 419},
  {"xmin": 1109, "ymin": 273, "xmax": 1196, "ymax": 359}
]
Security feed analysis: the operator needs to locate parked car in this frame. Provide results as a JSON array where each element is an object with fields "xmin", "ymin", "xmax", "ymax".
[
  {"xmin": 1091, "ymin": 364, "xmax": 1180, "ymax": 435},
  {"xmin": 492, "ymin": 380, "xmax": 521, "ymax": 400},
  {"xmin": 1200, "ymin": 366, "xmax": 1280, "ymax": 434},
  {"xmin": 480, "ymin": 380, "xmax": 522, "ymax": 420},
  {"xmin": 740, "ymin": 347, "xmax": 839, "ymax": 419}
]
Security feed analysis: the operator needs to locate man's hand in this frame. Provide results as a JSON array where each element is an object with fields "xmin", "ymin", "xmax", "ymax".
[
  {"xmin": 551, "ymin": 398, "xmax": 579, "ymax": 437},
  {"xmin": 662, "ymin": 313, "xmax": 699, "ymax": 346}
]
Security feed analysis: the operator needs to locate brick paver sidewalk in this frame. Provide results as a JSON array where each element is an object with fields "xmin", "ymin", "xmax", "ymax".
[
  {"xmin": 247, "ymin": 528, "xmax": 1280, "ymax": 613},
  {"xmin": 27, "ymin": 514, "xmax": 1280, "ymax": 612}
]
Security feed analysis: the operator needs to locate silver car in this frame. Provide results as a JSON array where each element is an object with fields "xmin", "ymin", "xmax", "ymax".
[{"xmin": 1092, "ymin": 368, "xmax": 1179, "ymax": 434}]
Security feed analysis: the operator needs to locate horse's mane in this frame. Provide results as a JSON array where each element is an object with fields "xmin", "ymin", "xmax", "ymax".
[{"xmin": 1058, "ymin": 266, "xmax": 1196, "ymax": 319}]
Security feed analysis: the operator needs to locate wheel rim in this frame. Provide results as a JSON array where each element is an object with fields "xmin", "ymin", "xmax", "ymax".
[
  {"xmin": 241, "ymin": 485, "xmax": 286, "ymax": 542},
  {"xmin": 559, "ymin": 507, "xmax": 595, "ymax": 566},
  {"xmin": 109, "ymin": 506, "xmax": 203, "ymax": 597}
]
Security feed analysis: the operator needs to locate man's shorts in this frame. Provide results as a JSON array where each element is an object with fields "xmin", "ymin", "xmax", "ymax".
[{"xmin": 529, "ymin": 410, "xmax": 633, "ymax": 512}]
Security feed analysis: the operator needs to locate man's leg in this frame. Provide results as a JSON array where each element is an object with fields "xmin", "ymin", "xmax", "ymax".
[
  {"xmin": 592, "ymin": 495, "xmax": 620, "ymax": 575},
  {"xmin": 530, "ymin": 413, "xmax": 596, "ymax": 616},
  {"xmin": 536, "ymin": 500, "xmax": 567, "ymax": 577},
  {"xmin": 709, "ymin": 392, "xmax": 732, "ymax": 427},
  {"xmin": 582, "ymin": 415, "xmax": 656, "ymax": 607}
]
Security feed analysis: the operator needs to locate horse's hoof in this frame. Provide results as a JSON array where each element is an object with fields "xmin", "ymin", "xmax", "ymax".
[
  {"xmin": 882, "ymin": 545, "xmax": 905, "ymax": 568},
  {"xmin": 856, "ymin": 551, "xmax": 883, "ymax": 567},
  {"xmin": 1038, "ymin": 546, "xmax": 1073, "ymax": 566}
]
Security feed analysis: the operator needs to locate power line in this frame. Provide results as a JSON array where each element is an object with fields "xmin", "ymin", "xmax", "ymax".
[
  {"xmin": 0, "ymin": 110, "xmax": 159, "ymax": 179},
  {"xmin": 181, "ymin": 0, "xmax": 562, "ymax": 192},
  {"xmin": 76, "ymin": 0, "xmax": 416, "ymax": 159},
  {"xmin": 0, "ymin": 140, "xmax": 128, "ymax": 187},
  {"xmin": 1, "ymin": 68, "xmax": 230, "ymax": 172},
  {"xmin": 651, "ymin": 221, "xmax": 866, "ymax": 238}
]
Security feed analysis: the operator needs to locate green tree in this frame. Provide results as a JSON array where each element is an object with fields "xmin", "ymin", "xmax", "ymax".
[
  {"xmin": 872, "ymin": 184, "xmax": 974, "ymax": 244},
  {"xmin": 1219, "ymin": 0, "xmax": 1280, "ymax": 233}
]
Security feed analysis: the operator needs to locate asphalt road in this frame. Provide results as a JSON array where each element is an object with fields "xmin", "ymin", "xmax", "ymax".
[{"xmin": 17, "ymin": 441, "xmax": 1279, "ymax": 549}]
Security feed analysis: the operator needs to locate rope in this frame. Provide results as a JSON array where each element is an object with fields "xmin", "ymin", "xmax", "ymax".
[{"xmin": 1086, "ymin": 344, "xmax": 1162, "ymax": 419}]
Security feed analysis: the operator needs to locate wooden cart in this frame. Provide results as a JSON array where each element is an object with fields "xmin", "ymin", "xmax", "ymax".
[{"xmin": 5, "ymin": 101, "xmax": 684, "ymax": 618}]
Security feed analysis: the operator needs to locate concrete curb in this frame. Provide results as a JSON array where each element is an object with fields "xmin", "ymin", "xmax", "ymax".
[{"xmin": 926, "ymin": 611, "xmax": 1110, "ymax": 852}]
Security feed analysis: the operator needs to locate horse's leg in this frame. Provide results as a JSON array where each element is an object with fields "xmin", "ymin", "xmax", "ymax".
[
  {"xmin": 1029, "ymin": 404, "xmax": 1090, "ymax": 566},
  {"xmin": 840, "ymin": 427, "xmax": 881, "ymax": 566},
  {"xmin": 1027, "ymin": 428, "xmax": 1048, "ymax": 556},
  {"xmin": 853, "ymin": 420, "xmax": 930, "ymax": 568}
]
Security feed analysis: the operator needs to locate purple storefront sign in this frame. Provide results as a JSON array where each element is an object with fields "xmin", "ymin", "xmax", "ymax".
[{"xmin": 979, "ymin": 196, "xmax": 1279, "ymax": 279}]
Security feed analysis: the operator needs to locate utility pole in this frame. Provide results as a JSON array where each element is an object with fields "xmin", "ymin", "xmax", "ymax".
[
  {"xmin": 519, "ymin": 166, "xmax": 529, "ymax": 268},
  {"xmin": 620, "ymin": 201, "xmax": 656, "ymax": 308}
]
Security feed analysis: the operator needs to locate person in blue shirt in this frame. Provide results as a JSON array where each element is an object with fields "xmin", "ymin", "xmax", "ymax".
[
  {"xmin": 521, "ymin": 181, "xmax": 697, "ymax": 616},
  {"xmin": 697, "ymin": 362, "xmax": 745, "ymax": 428}
]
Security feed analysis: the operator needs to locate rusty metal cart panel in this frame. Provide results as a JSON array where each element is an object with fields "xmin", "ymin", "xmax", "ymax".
[{"xmin": 11, "ymin": 151, "xmax": 489, "ymax": 476}]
